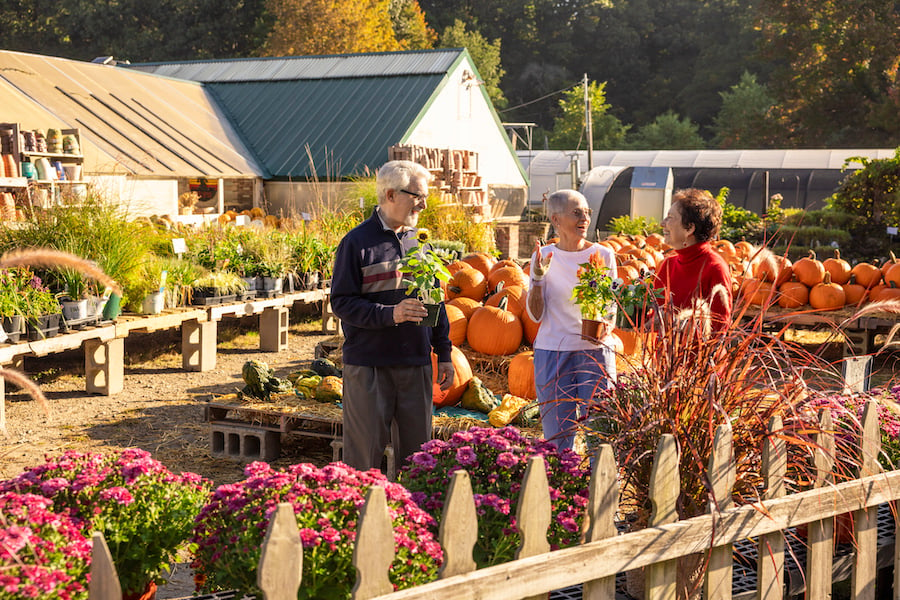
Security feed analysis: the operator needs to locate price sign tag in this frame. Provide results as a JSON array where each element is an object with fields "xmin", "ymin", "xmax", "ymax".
[
  {"xmin": 172, "ymin": 238, "xmax": 186, "ymax": 255},
  {"xmin": 888, "ymin": 226, "xmax": 898, "ymax": 235},
  {"xmin": 301, "ymin": 212, "xmax": 312, "ymax": 221},
  {"xmin": 359, "ymin": 197, "xmax": 365, "ymax": 209},
  {"xmin": 235, "ymin": 215, "xmax": 250, "ymax": 226}
]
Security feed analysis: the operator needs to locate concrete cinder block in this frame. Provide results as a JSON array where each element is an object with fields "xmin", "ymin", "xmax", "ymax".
[
  {"xmin": 210, "ymin": 422, "xmax": 281, "ymax": 462},
  {"xmin": 183, "ymin": 319, "xmax": 217, "ymax": 371},
  {"xmin": 84, "ymin": 337, "xmax": 124, "ymax": 395},
  {"xmin": 260, "ymin": 306, "xmax": 289, "ymax": 352}
]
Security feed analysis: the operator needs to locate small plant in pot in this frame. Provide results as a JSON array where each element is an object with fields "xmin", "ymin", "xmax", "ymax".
[
  {"xmin": 0, "ymin": 268, "xmax": 27, "ymax": 342},
  {"xmin": 191, "ymin": 271, "xmax": 247, "ymax": 305},
  {"xmin": 57, "ymin": 269, "xmax": 94, "ymax": 323},
  {"xmin": 398, "ymin": 229, "xmax": 451, "ymax": 327}
]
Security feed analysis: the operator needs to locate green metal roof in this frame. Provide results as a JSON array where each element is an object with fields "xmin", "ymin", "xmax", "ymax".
[{"xmin": 206, "ymin": 73, "xmax": 445, "ymax": 178}]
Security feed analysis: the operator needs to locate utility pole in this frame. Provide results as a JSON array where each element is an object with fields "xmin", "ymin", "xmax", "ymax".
[{"xmin": 584, "ymin": 73, "xmax": 593, "ymax": 174}]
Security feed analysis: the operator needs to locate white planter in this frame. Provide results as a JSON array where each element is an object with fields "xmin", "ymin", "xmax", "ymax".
[
  {"xmin": 61, "ymin": 298, "xmax": 90, "ymax": 321},
  {"xmin": 90, "ymin": 296, "xmax": 108, "ymax": 318},
  {"xmin": 141, "ymin": 291, "xmax": 164, "ymax": 315}
]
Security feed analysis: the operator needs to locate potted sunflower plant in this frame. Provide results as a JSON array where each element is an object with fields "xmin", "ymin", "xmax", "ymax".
[{"xmin": 398, "ymin": 228, "xmax": 452, "ymax": 327}]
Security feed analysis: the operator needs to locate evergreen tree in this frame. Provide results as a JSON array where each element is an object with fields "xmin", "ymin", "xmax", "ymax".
[{"xmin": 439, "ymin": 19, "xmax": 506, "ymax": 108}]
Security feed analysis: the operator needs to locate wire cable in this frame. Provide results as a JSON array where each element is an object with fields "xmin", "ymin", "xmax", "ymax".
[{"xmin": 498, "ymin": 81, "xmax": 582, "ymax": 113}]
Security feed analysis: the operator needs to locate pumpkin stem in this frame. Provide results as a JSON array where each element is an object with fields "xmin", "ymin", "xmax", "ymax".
[
  {"xmin": 808, "ymin": 249, "xmax": 817, "ymax": 260},
  {"xmin": 834, "ymin": 249, "xmax": 841, "ymax": 260},
  {"xmin": 822, "ymin": 272, "xmax": 832, "ymax": 285},
  {"xmin": 498, "ymin": 295, "xmax": 509, "ymax": 311},
  {"xmin": 448, "ymin": 286, "xmax": 462, "ymax": 294}
]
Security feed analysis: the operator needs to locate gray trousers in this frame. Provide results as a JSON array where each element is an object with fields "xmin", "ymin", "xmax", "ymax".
[{"xmin": 341, "ymin": 364, "xmax": 433, "ymax": 472}]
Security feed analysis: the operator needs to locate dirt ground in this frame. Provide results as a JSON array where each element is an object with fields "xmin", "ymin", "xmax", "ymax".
[{"xmin": 0, "ymin": 307, "xmax": 336, "ymax": 599}]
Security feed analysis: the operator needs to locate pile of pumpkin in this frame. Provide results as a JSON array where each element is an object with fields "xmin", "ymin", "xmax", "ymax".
[
  {"xmin": 218, "ymin": 206, "xmax": 293, "ymax": 229},
  {"xmin": 723, "ymin": 243, "xmax": 900, "ymax": 311}
]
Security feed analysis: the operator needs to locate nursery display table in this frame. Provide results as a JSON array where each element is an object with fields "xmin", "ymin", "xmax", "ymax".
[{"xmin": 741, "ymin": 304, "xmax": 900, "ymax": 355}]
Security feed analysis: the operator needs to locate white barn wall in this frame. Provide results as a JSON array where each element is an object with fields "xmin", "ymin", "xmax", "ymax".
[
  {"xmin": 88, "ymin": 176, "xmax": 178, "ymax": 218},
  {"xmin": 406, "ymin": 59, "xmax": 527, "ymax": 191}
]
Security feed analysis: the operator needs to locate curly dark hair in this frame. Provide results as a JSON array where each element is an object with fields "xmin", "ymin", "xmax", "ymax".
[{"xmin": 672, "ymin": 188, "xmax": 722, "ymax": 243}]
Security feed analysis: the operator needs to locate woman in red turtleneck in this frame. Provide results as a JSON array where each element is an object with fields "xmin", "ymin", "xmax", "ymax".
[{"xmin": 654, "ymin": 188, "xmax": 733, "ymax": 332}]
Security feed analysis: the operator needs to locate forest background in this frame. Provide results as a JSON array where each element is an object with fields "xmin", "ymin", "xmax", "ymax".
[{"xmin": 3, "ymin": 0, "xmax": 900, "ymax": 151}]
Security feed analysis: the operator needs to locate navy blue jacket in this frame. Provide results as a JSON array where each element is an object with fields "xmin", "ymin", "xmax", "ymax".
[{"xmin": 330, "ymin": 208, "xmax": 452, "ymax": 367}]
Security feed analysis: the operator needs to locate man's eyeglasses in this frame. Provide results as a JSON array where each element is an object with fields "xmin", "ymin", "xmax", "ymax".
[{"xmin": 399, "ymin": 189, "xmax": 428, "ymax": 202}]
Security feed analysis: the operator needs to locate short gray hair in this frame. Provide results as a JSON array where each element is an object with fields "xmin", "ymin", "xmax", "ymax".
[
  {"xmin": 546, "ymin": 189, "xmax": 585, "ymax": 216},
  {"xmin": 376, "ymin": 160, "xmax": 433, "ymax": 204}
]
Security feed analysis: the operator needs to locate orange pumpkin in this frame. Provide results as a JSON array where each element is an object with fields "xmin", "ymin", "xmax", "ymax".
[
  {"xmin": 461, "ymin": 252, "xmax": 496, "ymax": 278},
  {"xmin": 754, "ymin": 254, "xmax": 793, "ymax": 286},
  {"xmin": 508, "ymin": 351, "xmax": 536, "ymax": 399},
  {"xmin": 644, "ymin": 233, "xmax": 665, "ymax": 248},
  {"xmin": 777, "ymin": 280, "xmax": 809, "ymax": 308},
  {"xmin": 485, "ymin": 285, "xmax": 526, "ymax": 318},
  {"xmin": 467, "ymin": 297, "xmax": 523, "ymax": 356},
  {"xmin": 445, "ymin": 303, "xmax": 468, "ymax": 346},
  {"xmin": 823, "ymin": 249, "xmax": 851, "ymax": 285},
  {"xmin": 431, "ymin": 345, "xmax": 473, "ymax": 407},
  {"xmin": 749, "ymin": 280, "xmax": 775, "ymax": 306},
  {"xmin": 487, "ymin": 265, "xmax": 527, "ymax": 291},
  {"xmin": 447, "ymin": 297, "xmax": 482, "ymax": 319},
  {"xmin": 447, "ymin": 260, "xmax": 474, "ymax": 276},
  {"xmin": 734, "ymin": 240, "xmax": 754, "ymax": 261},
  {"xmin": 489, "ymin": 259, "xmax": 519, "ymax": 275},
  {"xmin": 792, "ymin": 251, "xmax": 825, "ymax": 287},
  {"xmin": 842, "ymin": 274, "xmax": 868, "ymax": 306},
  {"xmin": 446, "ymin": 268, "xmax": 487, "ymax": 301},
  {"xmin": 873, "ymin": 282, "xmax": 900, "ymax": 302},
  {"xmin": 884, "ymin": 261, "xmax": 900, "ymax": 288},
  {"xmin": 882, "ymin": 251, "xmax": 900, "ymax": 279},
  {"xmin": 809, "ymin": 272, "xmax": 846, "ymax": 311},
  {"xmin": 850, "ymin": 262, "xmax": 882, "ymax": 289},
  {"xmin": 712, "ymin": 239, "xmax": 736, "ymax": 261},
  {"xmin": 521, "ymin": 307, "xmax": 540, "ymax": 345},
  {"xmin": 618, "ymin": 264, "xmax": 640, "ymax": 285}
]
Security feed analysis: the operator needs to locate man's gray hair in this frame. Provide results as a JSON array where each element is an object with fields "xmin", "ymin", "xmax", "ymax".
[
  {"xmin": 376, "ymin": 160, "xmax": 433, "ymax": 204},
  {"xmin": 546, "ymin": 189, "xmax": 585, "ymax": 216}
]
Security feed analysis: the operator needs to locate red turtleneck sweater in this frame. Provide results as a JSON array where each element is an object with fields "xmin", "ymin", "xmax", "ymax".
[{"xmin": 654, "ymin": 241, "xmax": 733, "ymax": 330}]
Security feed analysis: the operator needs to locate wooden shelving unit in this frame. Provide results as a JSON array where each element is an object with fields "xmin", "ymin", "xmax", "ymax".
[
  {"xmin": 389, "ymin": 144, "xmax": 491, "ymax": 220},
  {"xmin": 0, "ymin": 122, "xmax": 86, "ymax": 208}
]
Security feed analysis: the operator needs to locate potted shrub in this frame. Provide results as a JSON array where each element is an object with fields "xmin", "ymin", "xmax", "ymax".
[
  {"xmin": 0, "ymin": 448, "xmax": 211, "ymax": 600},
  {"xmin": 0, "ymin": 268, "xmax": 26, "ymax": 342},
  {"xmin": 58, "ymin": 268, "xmax": 92, "ymax": 323}
]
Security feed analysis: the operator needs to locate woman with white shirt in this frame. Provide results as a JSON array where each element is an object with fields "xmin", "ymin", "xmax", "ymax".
[{"xmin": 525, "ymin": 189, "xmax": 617, "ymax": 453}]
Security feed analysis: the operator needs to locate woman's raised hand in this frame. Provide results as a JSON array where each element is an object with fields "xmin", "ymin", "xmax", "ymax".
[{"xmin": 531, "ymin": 240, "xmax": 552, "ymax": 281}]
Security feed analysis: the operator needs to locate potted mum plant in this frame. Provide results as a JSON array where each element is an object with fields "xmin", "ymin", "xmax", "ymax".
[
  {"xmin": 21, "ymin": 269, "xmax": 62, "ymax": 340},
  {"xmin": 398, "ymin": 229, "xmax": 452, "ymax": 327},
  {"xmin": 0, "ymin": 268, "xmax": 26, "ymax": 342},
  {"xmin": 0, "ymin": 448, "xmax": 211, "ymax": 600},
  {"xmin": 571, "ymin": 251, "xmax": 617, "ymax": 341},
  {"xmin": 0, "ymin": 491, "xmax": 92, "ymax": 600},
  {"xmin": 190, "ymin": 461, "xmax": 442, "ymax": 599},
  {"xmin": 399, "ymin": 426, "xmax": 591, "ymax": 567}
]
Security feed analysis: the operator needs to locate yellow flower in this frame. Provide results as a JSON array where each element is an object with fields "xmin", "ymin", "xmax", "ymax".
[{"xmin": 416, "ymin": 229, "xmax": 430, "ymax": 243}]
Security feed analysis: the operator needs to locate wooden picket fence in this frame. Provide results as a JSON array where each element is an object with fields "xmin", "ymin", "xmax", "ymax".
[{"xmin": 88, "ymin": 399, "xmax": 900, "ymax": 600}]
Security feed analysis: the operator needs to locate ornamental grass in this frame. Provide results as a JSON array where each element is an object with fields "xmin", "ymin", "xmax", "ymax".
[
  {"xmin": 399, "ymin": 426, "xmax": 590, "ymax": 568},
  {"xmin": 190, "ymin": 461, "xmax": 442, "ymax": 600}
]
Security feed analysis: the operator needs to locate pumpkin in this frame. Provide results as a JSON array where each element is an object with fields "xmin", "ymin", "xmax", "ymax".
[
  {"xmin": 734, "ymin": 240, "xmax": 754, "ymax": 261},
  {"xmin": 460, "ymin": 376, "xmax": 500, "ymax": 413},
  {"xmin": 485, "ymin": 285, "xmax": 526, "ymax": 318},
  {"xmin": 823, "ymin": 249, "xmax": 851, "ymax": 285},
  {"xmin": 487, "ymin": 265, "xmax": 527, "ymax": 291},
  {"xmin": 792, "ymin": 251, "xmax": 825, "ymax": 287},
  {"xmin": 489, "ymin": 259, "xmax": 519, "ymax": 276},
  {"xmin": 447, "ymin": 296, "xmax": 482, "ymax": 319},
  {"xmin": 882, "ymin": 251, "xmax": 900, "ymax": 279},
  {"xmin": 842, "ymin": 274, "xmax": 868, "ymax": 306},
  {"xmin": 749, "ymin": 280, "xmax": 774, "ymax": 306},
  {"xmin": 488, "ymin": 393, "xmax": 531, "ymax": 427},
  {"xmin": 461, "ymin": 252, "xmax": 496, "ymax": 278},
  {"xmin": 850, "ymin": 261, "xmax": 882, "ymax": 289},
  {"xmin": 618, "ymin": 264, "xmax": 640, "ymax": 285},
  {"xmin": 712, "ymin": 239, "xmax": 736, "ymax": 261},
  {"xmin": 447, "ymin": 260, "xmax": 473, "ymax": 276},
  {"xmin": 521, "ymin": 307, "xmax": 540, "ymax": 345},
  {"xmin": 809, "ymin": 272, "xmax": 846, "ymax": 311},
  {"xmin": 777, "ymin": 280, "xmax": 809, "ymax": 309},
  {"xmin": 868, "ymin": 282, "xmax": 887, "ymax": 302},
  {"xmin": 315, "ymin": 376, "xmax": 343, "ymax": 402},
  {"xmin": 446, "ymin": 268, "xmax": 487, "ymax": 301},
  {"xmin": 873, "ymin": 281, "xmax": 900, "ymax": 302},
  {"xmin": 507, "ymin": 351, "xmax": 536, "ymax": 399},
  {"xmin": 467, "ymin": 296, "xmax": 523, "ymax": 356},
  {"xmin": 754, "ymin": 254, "xmax": 792, "ymax": 286},
  {"xmin": 445, "ymin": 303, "xmax": 468, "ymax": 346},
  {"xmin": 884, "ymin": 261, "xmax": 900, "ymax": 288},
  {"xmin": 431, "ymin": 346, "xmax": 473, "ymax": 407},
  {"xmin": 644, "ymin": 233, "xmax": 665, "ymax": 248}
]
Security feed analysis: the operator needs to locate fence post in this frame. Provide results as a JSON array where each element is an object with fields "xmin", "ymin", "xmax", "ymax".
[
  {"xmin": 852, "ymin": 400, "xmax": 880, "ymax": 600},
  {"xmin": 438, "ymin": 470, "xmax": 477, "ymax": 579},
  {"xmin": 89, "ymin": 531, "xmax": 121, "ymax": 600},
  {"xmin": 646, "ymin": 433, "xmax": 679, "ymax": 600},
  {"xmin": 705, "ymin": 424, "xmax": 735, "ymax": 600},
  {"xmin": 516, "ymin": 455, "xmax": 551, "ymax": 600},
  {"xmin": 583, "ymin": 444, "xmax": 618, "ymax": 600},
  {"xmin": 257, "ymin": 503, "xmax": 302, "ymax": 600},
  {"xmin": 352, "ymin": 486, "xmax": 395, "ymax": 600},
  {"xmin": 806, "ymin": 409, "xmax": 835, "ymax": 600},
  {"xmin": 757, "ymin": 415, "xmax": 785, "ymax": 600}
]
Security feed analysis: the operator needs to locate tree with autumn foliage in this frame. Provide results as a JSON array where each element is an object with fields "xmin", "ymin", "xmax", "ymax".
[
  {"xmin": 757, "ymin": 0, "xmax": 900, "ymax": 147},
  {"xmin": 439, "ymin": 20, "xmax": 506, "ymax": 108}
]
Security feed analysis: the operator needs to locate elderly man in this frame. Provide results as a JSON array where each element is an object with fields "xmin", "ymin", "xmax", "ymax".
[{"xmin": 330, "ymin": 160, "xmax": 455, "ymax": 472}]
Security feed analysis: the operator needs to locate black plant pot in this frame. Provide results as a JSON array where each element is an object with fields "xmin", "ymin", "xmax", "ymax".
[
  {"xmin": 1, "ymin": 315, "xmax": 23, "ymax": 343},
  {"xmin": 26, "ymin": 313, "xmax": 61, "ymax": 341}
]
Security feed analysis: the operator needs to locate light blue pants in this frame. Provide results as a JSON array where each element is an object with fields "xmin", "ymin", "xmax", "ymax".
[{"xmin": 533, "ymin": 348, "xmax": 616, "ymax": 453}]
